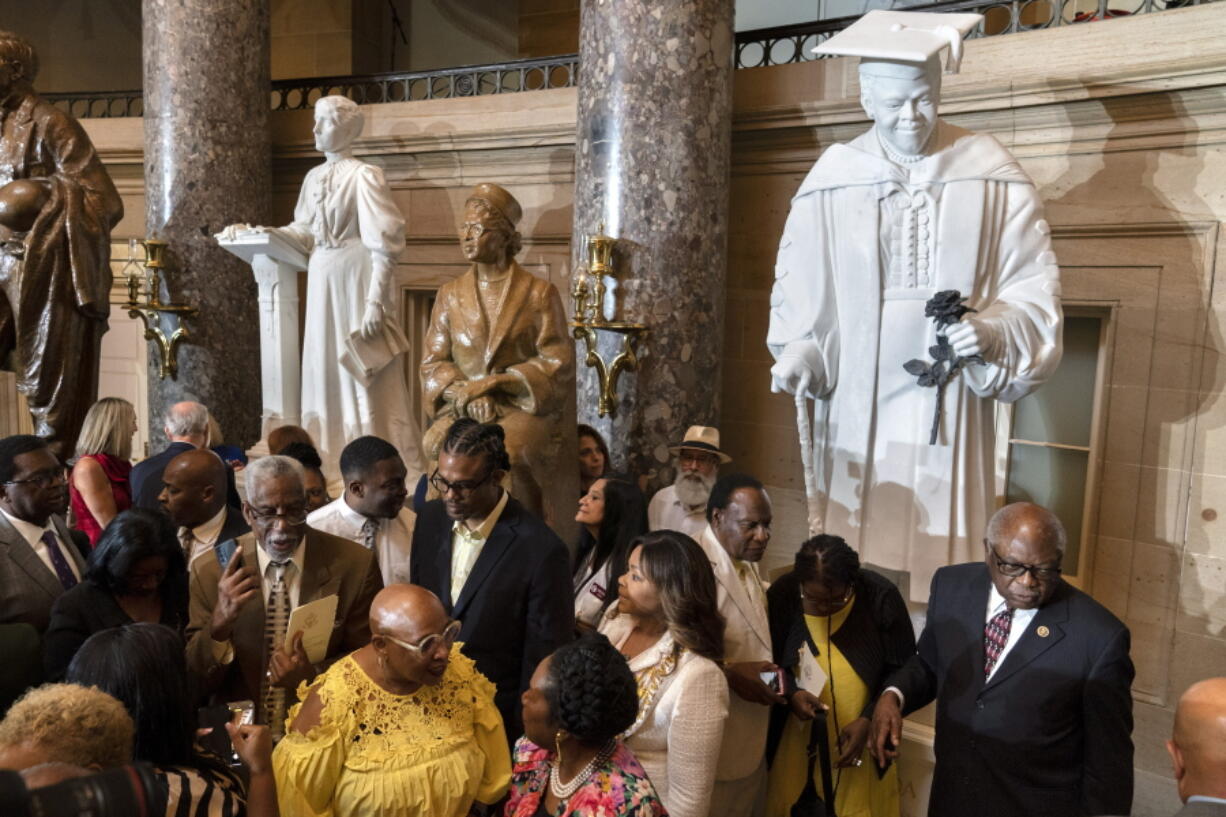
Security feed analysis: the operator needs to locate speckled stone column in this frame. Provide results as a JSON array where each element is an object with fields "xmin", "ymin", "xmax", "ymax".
[
  {"xmin": 143, "ymin": 0, "xmax": 269, "ymax": 448},
  {"xmin": 572, "ymin": 0, "xmax": 733, "ymax": 489}
]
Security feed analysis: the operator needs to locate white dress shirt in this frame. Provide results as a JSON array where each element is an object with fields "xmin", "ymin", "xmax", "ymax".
[
  {"xmin": 183, "ymin": 506, "xmax": 228, "ymax": 565},
  {"xmin": 307, "ymin": 496, "xmax": 415, "ymax": 586},
  {"xmin": 887, "ymin": 580, "xmax": 1041, "ymax": 708},
  {"xmin": 647, "ymin": 484, "xmax": 708, "ymax": 540},
  {"xmin": 1, "ymin": 507, "xmax": 80, "ymax": 582},
  {"xmin": 984, "ymin": 583, "xmax": 1039, "ymax": 682}
]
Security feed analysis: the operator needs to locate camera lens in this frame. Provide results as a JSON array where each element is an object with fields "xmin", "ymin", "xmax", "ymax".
[{"xmin": 1, "ymin": 764, "xmax": 164, "ymax": 817}]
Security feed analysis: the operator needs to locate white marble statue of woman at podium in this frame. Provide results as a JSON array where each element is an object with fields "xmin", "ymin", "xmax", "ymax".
[
  {"xmin": 767, "ymin": 11, "xmax": 1063, "ymax": 599},
  {"xmin": 222, "ymin": 95, "xmax": 423, "ymax": 481}
]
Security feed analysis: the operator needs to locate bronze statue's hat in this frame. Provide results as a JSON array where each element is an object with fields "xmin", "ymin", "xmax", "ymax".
[
  {"xmin": 812, "ymin": 10, "xmax": 982, "ymax": 74},
  {"xmin": 467, "ymin": 183, "xmax": 523, "ymax": 228}
]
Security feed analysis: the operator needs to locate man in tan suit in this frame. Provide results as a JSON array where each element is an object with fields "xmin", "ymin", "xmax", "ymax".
[
  {"xmin": 700, "ymin": 472, "xmax": 782, "ymax": 817},
  {"xmin": 186, "ymin": 455, "xmax": 382, "ymax": 733}
]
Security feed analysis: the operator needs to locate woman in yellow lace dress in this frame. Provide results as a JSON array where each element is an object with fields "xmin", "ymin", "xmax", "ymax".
[
  {"xmin": 764, "ymin": 535, "xmax": 917, "ymax": 817},
  {"xmin": 273, "ymin": 585, "xmax": 511, "ymax": 817}
]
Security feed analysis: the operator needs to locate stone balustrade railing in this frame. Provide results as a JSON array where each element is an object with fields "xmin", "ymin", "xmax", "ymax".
[{"xmin": 45, "ymin": 0, "xmax": 1219, "ymax": 118}]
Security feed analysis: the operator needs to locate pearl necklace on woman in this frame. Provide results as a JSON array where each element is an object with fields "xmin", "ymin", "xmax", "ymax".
[{"xmin": 549, "ymin": 739, "xmax": 616, "ymax": 800}]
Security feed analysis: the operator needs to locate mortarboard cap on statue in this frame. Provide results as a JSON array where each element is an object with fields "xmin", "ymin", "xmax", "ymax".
[
  {"xmin": 467, "ymin": 182, "xmax": 523, "ymax": 228},
  {"xmin": 812, "ymin": 9, "xmax": 983, "ymax": 75}
]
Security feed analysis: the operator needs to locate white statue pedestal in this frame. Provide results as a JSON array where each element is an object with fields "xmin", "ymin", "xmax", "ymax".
[{"xmin": 217, "ymin": 231, "xmax": 308, "ymax": 455}]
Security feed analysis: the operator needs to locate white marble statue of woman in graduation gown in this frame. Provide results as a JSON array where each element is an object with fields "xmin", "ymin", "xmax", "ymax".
[
  {"xmin": 261, "ymin": 95, "xmax": 422, "ymax": 482},
  {"xmin": 768, "ymin": 12, "xmax": 1063, "ymax": 600}
]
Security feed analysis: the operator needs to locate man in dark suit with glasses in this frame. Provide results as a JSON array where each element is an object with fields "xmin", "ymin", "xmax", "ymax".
[
  {"xmin": 870, "ymin": 501, "xmax": 1134, "ymax": 817},
  {"xmin": 410, "ymin": 418, "xmax": 572, "ymax": 740}
]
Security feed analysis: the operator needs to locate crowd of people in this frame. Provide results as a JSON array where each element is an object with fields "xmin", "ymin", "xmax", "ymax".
[{"xmin": 0, "ymin": 404, "xmax": 1221, "ymax": 817}]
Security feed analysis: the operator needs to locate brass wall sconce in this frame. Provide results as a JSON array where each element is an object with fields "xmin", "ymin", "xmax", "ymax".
[
  {"xmin": 571, "ymin": 225, "xmax": 647, "ymax": 418},
  {"xmin": 121, "ymin": 239, "xmax": 198, "ymax": 379}
]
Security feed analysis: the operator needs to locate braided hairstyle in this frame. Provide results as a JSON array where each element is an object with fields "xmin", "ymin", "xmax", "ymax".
[
  {"xmin": 794, "ymin": 533, "xmax": 861, "ymax": 588},
  {"xmin": 543, "ymin": 633, "xmax": 638, "ymax": 747},
  {"xmin": 441, "ymin": 418, "xmax": 511, "ymax": 473}
]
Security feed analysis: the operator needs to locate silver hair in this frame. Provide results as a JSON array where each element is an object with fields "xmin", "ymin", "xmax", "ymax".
[
  {"xmin": 986, "ymin": 502, "xmax": 1067, "ymax": 554},
  {"xmin": 244, "ymin": 455, "xmax": 306, "ymax": 504},
  {"xmin": 163, "ymin": 402, "xmax": 209, "ymax": 438}
]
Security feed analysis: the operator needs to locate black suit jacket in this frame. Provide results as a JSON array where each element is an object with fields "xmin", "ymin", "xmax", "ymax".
[
  {"xmin": 131, "ymin": 442, "xmax": 240, "ymax": 511},
  {"xmin": 43, "ymin": 578, "xmax": 188, "ymax": 681},
  {"xmin": 887, "ymin": 562, "xmax": 1134, "ymax": 817},
  {"xmin": 410, "ymin": 495, "xmax": 573, "ymax": 738}
]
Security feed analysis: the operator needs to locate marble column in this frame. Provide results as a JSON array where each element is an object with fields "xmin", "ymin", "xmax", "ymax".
[
  {"xmin": 572, "ymin": 0, "xmax": 734, "ymax": 488},
  {"xmin": 143, "ymin": 0, "xmax": 269, "ymax": 448}
]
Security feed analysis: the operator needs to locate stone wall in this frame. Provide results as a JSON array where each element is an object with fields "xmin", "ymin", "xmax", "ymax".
[{"xmin": 81, "ymin": 5, "xmax": 1226, "ymax": 812}]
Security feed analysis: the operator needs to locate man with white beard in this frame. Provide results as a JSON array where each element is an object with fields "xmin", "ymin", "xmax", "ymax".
[{"xmin": 647, "ymin": 426, "xmax": 729, "ymax": 539}]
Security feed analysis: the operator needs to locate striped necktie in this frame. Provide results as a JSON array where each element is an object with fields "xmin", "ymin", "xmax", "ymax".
[
  {"xmin": 260, "ymin": 561, "xmax": 291, "ymax": 737},
  {"xmin": 984, "ymin": 608, "xmax": 1013, "ymax": 678}
]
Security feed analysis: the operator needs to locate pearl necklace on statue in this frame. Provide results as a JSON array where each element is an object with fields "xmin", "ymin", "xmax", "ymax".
[
  {"xmin": 878, "ymin": 130, "xmax": 928, "ymax": 165},
  {"xmin": 549, "ymin": 740, "xmax": 616, "ymax": 800}
]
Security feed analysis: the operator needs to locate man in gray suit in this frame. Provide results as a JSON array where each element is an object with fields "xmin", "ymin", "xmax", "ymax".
[
  {"xmin": 1165, "ymin": 678, "xmax": 1226, "ymax": 817},
  {"xmin": 0, "ymin": 434, "xmax": 87, "ymax": 633}
]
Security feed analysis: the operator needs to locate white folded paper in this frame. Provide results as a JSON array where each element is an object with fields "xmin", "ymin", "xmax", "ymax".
[
  {"xmin": 797, "ymin": 641, "xmax": 828, "ymax": 696},
  {"xmin": 285, "ymin": 594, "xmax": 339, "ymax": 664}
]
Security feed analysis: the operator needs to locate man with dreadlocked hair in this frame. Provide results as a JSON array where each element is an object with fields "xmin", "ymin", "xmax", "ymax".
[{"xmin": 411, "ymin": 418, "xmax": 573, "ymax": 740}]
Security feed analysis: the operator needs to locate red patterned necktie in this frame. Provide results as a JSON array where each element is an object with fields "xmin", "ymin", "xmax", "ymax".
[{"xmin": 984, "ymin": 608, "xmax": 1013, "ymax": 677}]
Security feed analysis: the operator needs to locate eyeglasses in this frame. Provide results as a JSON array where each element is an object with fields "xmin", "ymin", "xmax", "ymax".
[
  {"xmin": 988, "ymin": 543, "xmax": 1062, "ymax": 581},
  {"xmin": 800, "ymin": 585, "xmax": 854, "ymax": 613},
  {"xmin": 460, "ymin": 222, "xmax": 488, "ymax": 238},
  {"xmin": 4, "ymin": 468, "xmax": 68, "ymax": 488},
  {"xmin": 247, "ymin": 506, "xmax": 309, "ymax": 526},
  {"xmin": 679, "ymin": 450, "xmax": 719, "ymax": 468},
  {"xmin": 430, "ymin": 469, "xmax": 494, "ymax": 498},
  {"xmin": 382, "ymin": 620, "xmax": 462, "ymax": 656}
]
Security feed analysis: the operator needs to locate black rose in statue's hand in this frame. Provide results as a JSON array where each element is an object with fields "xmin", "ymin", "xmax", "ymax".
[
  {"xmin": 906, "ymin": 290, "xmax": 984, "ymax": 446},
  {"xmin": 924, "ymin": 290, "xmax": 976, "ymax": 328}
]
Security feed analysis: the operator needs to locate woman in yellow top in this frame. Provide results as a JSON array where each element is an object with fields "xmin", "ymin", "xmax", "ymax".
[
  {"xmin": 764, "ymin": 535, "xmax": 917, "ymax": 817},
  {"xmin": 273, "ymin": 584, "xmax": 511, "ymax": 817}
]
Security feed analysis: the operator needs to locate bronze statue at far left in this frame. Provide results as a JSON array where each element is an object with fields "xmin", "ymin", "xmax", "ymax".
[{"xmin": 0, "ymin": 30, "xmax": 124, "ymax": 457}]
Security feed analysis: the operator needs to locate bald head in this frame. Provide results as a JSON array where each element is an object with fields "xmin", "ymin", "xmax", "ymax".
[
  {"xmin": 370, "ymin": 584, "xmax": 447, "ymax": 639},
  {"xmin": 1169, "ymin": 678, "xmax": 1226, "ymax": 801},
  {"xmin": 160, "ymin": 448, "xmax": 228, "ymax": 528}
]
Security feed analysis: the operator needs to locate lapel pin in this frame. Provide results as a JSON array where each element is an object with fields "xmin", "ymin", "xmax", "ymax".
[{"xmin": 1037, "ymin": 625, "xmax": 1050, "ymax": 638}]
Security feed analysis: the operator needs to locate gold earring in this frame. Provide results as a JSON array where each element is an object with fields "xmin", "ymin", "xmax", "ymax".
[{"xmin": 554, "ymin": 729, "xmax": 565, "ymax": 766}]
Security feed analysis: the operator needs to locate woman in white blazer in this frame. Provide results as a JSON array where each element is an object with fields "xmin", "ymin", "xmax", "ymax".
[{"xmin": 599, "ymin": 530, "xmax": 729, "ymax": 817}]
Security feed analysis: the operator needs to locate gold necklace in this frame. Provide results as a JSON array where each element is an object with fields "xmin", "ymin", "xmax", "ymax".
[{"xmin": 621, "ymin": 642, "xmax": 683, "ymax": 738}]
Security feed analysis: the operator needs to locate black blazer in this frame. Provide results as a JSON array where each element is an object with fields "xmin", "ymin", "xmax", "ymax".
[
  {"xmin": 410, "ymin": 495, "xmax": 573, "ymax": 738},
  {"xmin": 765, "ymin": 568, "xmax": 917, "ymax": 763},
  {"xmin": 131, "ymin": 442, "xmax": 240, "ymax": 511},
  {"xmin": 42, "ymin": 578, "xmax": 188, "ymax": 681},
  {"xmin": 887, "ymin": 562, "xmax": 1134, "ymax": 817}
]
